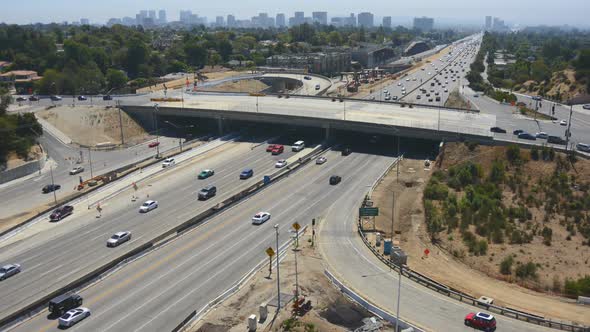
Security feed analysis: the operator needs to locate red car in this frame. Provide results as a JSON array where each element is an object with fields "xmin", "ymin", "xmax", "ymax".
[
  {"xmin": 266, "ymin": 144, "xmax": 277, "ymax": 152},
  {"xmin": 464, "ymin": 312, "xmax": 496, "ymax": 331},
  {"xmin": 148, "ymin": 141, "xmax": 160, "ymax": 148},
  {"xmin": 271, "ymin": 145, "xmax": 284, "ymax": 155},
  {"xmin": 50, "ymin": 205, "xmax": 74, "ymax": 222}
]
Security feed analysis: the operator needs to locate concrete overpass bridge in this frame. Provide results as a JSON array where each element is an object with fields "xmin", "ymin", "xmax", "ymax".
[{"xmin": 121, "ymin": 93, "xmax": 495, "ymax": 144}]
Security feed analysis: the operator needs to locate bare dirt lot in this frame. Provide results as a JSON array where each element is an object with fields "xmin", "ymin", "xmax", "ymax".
[
  {"xmin": 38, "ymin": 106, "xmax": 149, "ymax": 147},
  {"xmin": 369, "ymin": 151, "xmax": 590, "ymax": 325},
  {"xmin": 190, "ymin": 231, "xmax": 393, "ymax": 332},
  {"xmin": 200, "ymin": 79, "xmax": 269, "ymax": 94},
  {"xmin": 4, "ymin": 145, "xmax": 43, "ymax": 170}
]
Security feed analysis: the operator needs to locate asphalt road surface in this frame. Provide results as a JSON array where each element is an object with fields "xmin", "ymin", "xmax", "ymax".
[
  {"xmin": 10, "ymin": 149, "xmax": 397, "ymax": 332},
  {"xmin": 0, "ymin": 138, "xmax": 299, "ymax": 323}
]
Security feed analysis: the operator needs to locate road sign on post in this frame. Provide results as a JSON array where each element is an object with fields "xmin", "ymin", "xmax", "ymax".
[
  {"xmin": 266, "ymin": 247, "xmax": 275, "ymax": 276},
  {"xmin": 359, "ymin": 207, "xmax": 379, "ymax": 217}
]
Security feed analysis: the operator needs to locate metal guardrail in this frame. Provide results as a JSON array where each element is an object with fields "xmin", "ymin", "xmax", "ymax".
[
  {"xmin": 357, "ymin": 160, "xmax": 590, "ymax": 332},
  {"xmin": 0, "ymin": 143, "xmax": 327, "ymax": 330}
]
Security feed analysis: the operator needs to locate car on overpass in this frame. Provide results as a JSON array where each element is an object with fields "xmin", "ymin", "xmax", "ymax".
[
  {"xmin": 139, "ymin": 200, "xmax": 158, "ymax": 213},
  {"xmin": 198, "ymin": 185, "xmax": 217, "ymax": 200},
  {"xmin": 16, "ymin": 96, "xmax": 27, "ymax": 102},
  {"xmin": 77, "ymin": 95, "xmax": 87, "ymax": 101},
  {"xmin": 316, "ymin": 156, "xmax": 327, "ymax": 165},
  {"xmin": 48, "ymin": 294, "xmax": 83, "ymax": 316},
  {"xmin": 198, "ymin": 169, "xmax": 215, "ymax": 179},
  {"xmin": 266, "ymin": 144, "xmax": 278, "ymax": 152},
  {"xmin": 271, "ymin": 144, "xmax": 284, "ymax": 155},
  {"xmin": 58, "ymin": 307, "xmax": 91, "ymax": 328},
  {"xmin": 240, "ymin": 168, "xmax": 254, "ymax": 179},
  {"xmin": 107, "ymin": 231, "xmax": 132, "ymax": 247},
  {"xmin": 162, "ymin": 158, "xmax": 176, "ymax": 168},
  {"xmin": 252, "ymin": 212, "xmax": 271, "ymax": 225},
  {"xmin": 29, "ymin": 95, "xmax": 39, "ymax": 101},
  {"xmin": 329, "ymin": 175, "xmax": 341, "ymax": 185},
  {"xmin": 464, "ymin": 312, "xmax": 496, "ymax": 331},
  {"xmin": 50, "ymin": 205, "xmax": 74, "ymax": 222},
  {"xmin": 42, "ymin": 184, "xmax": 61, "ymax": 193},
  {"xmin": 50, "ymin": 95, "xmax": 62, "ymax": 101},
  {"xmin": 0, "ymin": 263, "xmax": 21, "ymax": 281},
  {"xmin": 535, "ymin": 132, "xmax": 549, "ymax": 139},
  {"xmin": 148, "ymin": 141, "xmax": 160, "ymax": 148},
  {"xmin": 518, "ymin": 132, "xmax": 536, "ymax": 140},
  {"xmin": 69, "ymin": 166, "xmax": 84, "ymax": 175},
  {"xmin": 576, "ymin": 143, "xmax": 590, "ymax": 152},
  {"xmin": 275, "ymin": 159, "xmax": 287, "ymax": 168}
]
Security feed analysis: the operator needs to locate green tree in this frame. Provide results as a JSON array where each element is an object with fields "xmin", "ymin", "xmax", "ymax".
[
  {"xmin": 106, "ymin": 69, "xmax": 128, "ymax": 91},
  {"xmin": 500, "ymin": 255, "xmax": 514, "ymax": 275},
  {"xmin": 126, "ymin": 38, "xmax": 149, "ymax": 77}
]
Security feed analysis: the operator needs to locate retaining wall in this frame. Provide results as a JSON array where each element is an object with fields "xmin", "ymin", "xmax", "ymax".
[{"xmin": 0, "ymin": 155, "xmax": 46, "ymax": 185}]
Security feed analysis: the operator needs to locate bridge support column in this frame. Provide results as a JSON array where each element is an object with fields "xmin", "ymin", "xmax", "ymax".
[
  {"xmin": 324, "ymin": 125, "xmax": 331, "ymax": 140},
  {"xmin": 217, "ymin": 117, "xmax": 224, "ymax": 135}
]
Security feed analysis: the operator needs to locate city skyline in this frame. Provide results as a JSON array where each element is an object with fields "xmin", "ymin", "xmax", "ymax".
[{"xmin": 0, "ymin": 0, "xmax": 588, "ymax": 27}]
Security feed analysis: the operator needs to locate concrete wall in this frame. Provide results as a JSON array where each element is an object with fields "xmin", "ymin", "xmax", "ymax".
[{"xmin": 0, "ymin": 155, "xmax": 46, "ymax": 185}]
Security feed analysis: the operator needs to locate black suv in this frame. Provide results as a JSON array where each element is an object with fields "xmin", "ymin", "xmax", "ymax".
[
  {"xmin": 341, "ymin": 147, "xmax": 352, "ymax": 156},
  {"xmin": 42, "ymin": 184, "xmax": 61, "ymax": 193},
  {"xmin": 198, "ymin": 185, "xmax": 217, "ymax": 200},
  {"xmin": 329, "ymin": 175, "xmax": 341, "ymax": 185},
  {"xmin": 548, "ymin": 135, "xmax": 566, "ymax": 145},
  {"xmin": 48, "ymin": 294, "xmax": 83, "ymax": 316}
]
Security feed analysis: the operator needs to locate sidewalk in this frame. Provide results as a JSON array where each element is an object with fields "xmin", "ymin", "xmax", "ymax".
[{"xmin": 35, "ymin": 115, "xmax": 73, "ymax": 145}]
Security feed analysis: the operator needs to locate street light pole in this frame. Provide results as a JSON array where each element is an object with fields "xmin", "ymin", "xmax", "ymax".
[
  {"xmin": 274, "ymin": 224, "xmax": 281, "ymax": 311},
  {"xmin": 565, "ymin": 103, "xmax": 573, "ymax": 151},
  {"xmin": 396, "ymin": 264, "xmax": 402, "ymax": 332},
  {"xmin": 49, "ymin": 164, "xmax": 57, "ymax": 205}
]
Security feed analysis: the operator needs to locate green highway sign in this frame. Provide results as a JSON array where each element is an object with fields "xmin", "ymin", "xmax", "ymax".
[{"xmin": 359, "ymin": 207, "xmax": 379, "ymax": 217}]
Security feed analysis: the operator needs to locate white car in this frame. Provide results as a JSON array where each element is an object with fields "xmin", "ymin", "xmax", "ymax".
[
  {"xmin": 69, "ymin": 166, "xmax": 84, "ymax": 175},
  {"xmin": 406, "ymin": 78, "xmax": 410, "ymax": 81},
  {"xmin": 576, "ymin": 143, "xmax": 590, "ymax": 152},
  {"xmin": 383, "ymin": 89, "xmax": 388, "ymax": 93},
  {"xmin": 0, "ymin": 264, "xmax": 21, "ymax": 281},
  {"xmin": 107, "ymin": 231, "xmax": 132, "ymax": 247},
  {"xmin": 275, "ymin": 160, "xmax": 287, "ymax": 168},
  {"xmin": 397, "ymin": 82, "xmax": 401, "ymax": 86},
  {"xmin": 58, "ymin": 307, "xmax": 91, "ymax": 328},
  {"xmin": 162, "ymin": 158, "xmax": 175, "ymax": 167},
  {"xmin": 560, "ymin": 120, "xmax": 567, "ymax": 126},
  {"xmin": 139, "ymin": 200, "xmax": 158, "ymax": 213},
  {"xmin": 252, "ymin": 212, "xmax": 271, "ymax": 225},
  {"xmin": 316, "ymin": 156, "xmax": 327, "ymax": 165}
]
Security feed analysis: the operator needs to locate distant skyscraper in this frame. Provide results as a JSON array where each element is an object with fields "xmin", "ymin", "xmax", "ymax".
[
  {"xmin": 216, "ymin": 16, "xmax": 224, "ymax": 27},
  {"xmin": 180, "ymin": 10, "xmax": 192, "ymax": 23},
  {"xmin": 293, "ymin": 11, "xmax": 304, "ymax": 26},
  {"xmin": 383, "ymin": 16, "xmax": 392, "ymax": 28},
  {"xmin": 227, "ymin": 15, "xmax": 236, "ymax": 27},
  {"xmin": 357, "ymin": 12, "xmax": 374, "ymax": 27},
  {"xmin": 159, "ymin": 10, "xmax": 167, "ymax": 24},
  {"xmin": 413, "ymin": 16, "xmax": 434, "ymax": 31},
  {"xmin": 276, "ymin": 13, "xmax": 285, "ymax": 27},
  {"xmin": 148, "ymin": 10, "xmax": 156, "ymax": 20},
  {"xmin": 80, "ymin": 18, "xmax": 89, "ymax": 25},
  {"xmin": 312, "ymin": 12, "xmax": 328, "ymax": 25},
  {"xmin": 346, "ymin": 13, "xmax": 356, "ymax": 27},
  {"xmin": 485, "ymin": 16, "xmax": 492, "ymax": 30},
  {"xmin": 140, "ymin": 10, "xmax": 148, "ymax": 19}
]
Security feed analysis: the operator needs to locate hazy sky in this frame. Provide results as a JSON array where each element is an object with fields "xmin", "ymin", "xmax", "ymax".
[{"xmin": 1, "ymin": 0, "xmax": 588, "ymax": 27}]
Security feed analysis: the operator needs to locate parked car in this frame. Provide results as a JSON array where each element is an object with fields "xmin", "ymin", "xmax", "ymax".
[
  {"xmin": 58, "ymin": 307, "xmax": 91, "ymax": 328},
  {"xmin": 271, "ymin": 144, "xmax": 284, "ymax": 155},
  {"xmin": 48, "ymin": 294, "xmax": 83, "ymax": 316},
  {"xmin": 28, "ymin": 95, "xmax": 39, "ymax": 101},
  {"xmin": 240, "ymin": 168, "xmax": 254, "ymax": 179},
  {"xmin": 548, "ymin": 135, "xmax": 567, "ymax": 145},
  {"xmin": 316, "ymin": 156, "xmax": 327, "ymax": 165},
  {"xmin": 518, "ymin": 132, "xmax": 536, "ymax": 140},
  {"xmin": 0, "ymin": 264, "xmax": 21, "ymax": 281},
  {"xmin": 535, "ymin": 132, "xmax": 548, "ymax": 139},
  {"xmin": 198, "ymin": 185, "xmax": 217, "ymax": 200},
  {"xmin": 198, "ymin": 169, "xmax": 215, "ymax": 179},
  {"xmin": 139, "ymin": 200, "xmax": 158, "ymax": 213},
  {"xmin": 148, "ymin": 141, "xmax": 160, "ymax": 148},
  {"xmin": 275, "ymin": 159, "xmax": 287, "ymax": 168},
  {"xmin": 252, "ymin": 212, "xmax": 271, "ymax": 225},
  {"xmin": 576, "ymin": 143, "xmax": 590, "ymax": 152},
  {"xmin": 490, "ymin": 127, "xmax": 506, "ymax": 133},
  {"xmin": 329, "ymin": 175, "xmax": 341, "ymax": 185},
  {"xmin": 77, "ymin": 95, "xmax": 87, "ymax": 101},
  {"xmin": 16, "ymin": 96, "xmax": 27, "ymax": 102},
  {"xmin": 464, "ymin": 312, "xmax": 496, "ymax": 331},
  {"xmin": 69, "ymin": 166, "xmax": 84, "ymax": 175},
  {"xmin": 42, "ymin": 184, "xmax": 61, "ymax": 193},
  {"xmin": 512, "ymin": 129, "xmax": 524, "ymax": 135},
  {"xmin": 107, "ymin": 231, "xmax": 131, "ymax": 247},
  {"xmin": 50, "ymin": 95, "xmax": 62, "ymax": 101},
  {"xmin": 50, "ymin": 205, "xmax": 74, "ymax": 222},
  {"xmin": 162, "ymin": 158, "xmax": 175, "ymax": 168}
]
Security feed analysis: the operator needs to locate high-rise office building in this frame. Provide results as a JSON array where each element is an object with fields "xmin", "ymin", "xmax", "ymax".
[
  {"xmin": 276, "ymin": 13, "xmax": 285, "ymax": 27},
  {"xmin": 159, "ymin": 10, "xmax": 167, "ymax": 24},
  {"xmin": 357, "ymin": 12, "xmax": 374, "ymax": 27},
  {"xmin": 293, "ymin": 11, "xmax": 304, "ymax": 26},
  {"xmin": 80, "ymin": 18, "xmax": 90, "ymax": 25},
  {"xmin": 148, "ymin": 10, "xmax": 156, "ymax": 20},
  {"xmin": 312, "ymin": 11, "xmax": 328, "ymax": 25},
  {"xmin": 413, "ymin": 16, "xmax": 434, "ymax": 31},
  {"xmin": 180, "ymin": 10, "xmax": 192, "ymax": 23},
  {"xmin": 346, "ymin": 13, "xmax": 356, "ymax": 27},
  {"xmin": 227, "ymin": 15, "xmax": 236, "ymax": 27},
  {"xmin": 383, "ymin": 16, "xmax": 391, "ymax": 28},
  {"xmin": 485, "ymin": 16, "xmax": 492, "ymax": 30},
  {"xmin": 216, "ymin": 16, "xmax": 224, "ymax": 26}
]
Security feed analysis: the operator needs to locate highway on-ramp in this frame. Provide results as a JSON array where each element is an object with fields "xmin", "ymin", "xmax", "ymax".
[
  {"xmin": 0, "ymin": 137, "xmax": 299, "ymax": 325},
  {"xmin": 9, "ymin": 149, "xmax": 397, "ymax": 332}
]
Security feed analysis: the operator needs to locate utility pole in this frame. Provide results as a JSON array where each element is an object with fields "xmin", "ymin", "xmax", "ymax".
[
  {"xmin": 88, "ymin": 147, "xmax": 94, "ymax": 178},
  {"xmin": 49, "ymin": 164, "xmax": 57, "ymax": 205},
  {"xmin": 117, "ymin": 100, "xmax": 125, "ymax": 146},
  {"xmin": 274, "ymin": 224, "xmax": 281, "ymax": 310},
  {"xmin": 396, "ymin": 137, "xmax": 400, "ymax": 183},
  {"xmin": 396, "ymin": 264, "xmax": 402, "ymax": 332},
  {"xmin": 565, "ymin": 103, "xmax": 573, "ymax": 151}
]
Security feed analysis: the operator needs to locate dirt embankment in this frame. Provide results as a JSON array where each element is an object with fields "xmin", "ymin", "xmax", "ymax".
[
  {"xmin": 191, "ymin": 231, "xmax": 393, "ymax": 332},
  {"xmin": 38, "ymin": 106, "xmax": 149, "ymax": 147},
  {"xmin": 369, "ymin": 148, "xmax": 590, "ymax": 325},
  {"xmin": 200, "ymin": 79, "xmax": 269, "ymax": 94}
]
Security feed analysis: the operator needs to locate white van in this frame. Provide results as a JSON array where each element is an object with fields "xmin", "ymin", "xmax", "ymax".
[
  {"xmin": 576, "ymin": 143, "xmax": 590, "ymax": 152},
  {"xmin": 292, "ymin": 141, "xmax": 305, "ymax": 152}
]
